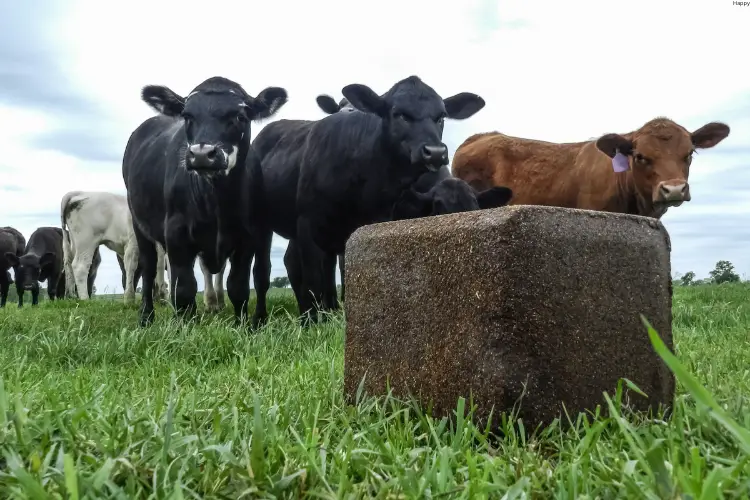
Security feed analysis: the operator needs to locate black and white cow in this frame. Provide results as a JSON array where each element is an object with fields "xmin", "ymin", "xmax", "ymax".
[
  {"xmin": 0, "ymin": 226, "xmax": 25, "ymax": 307},
  {"xmin": 122, "ymin": 76, "xmax": 287, "ymax": 327},
  {"xmin": 275, "ymin": 75, "xmax": 486, "ymax": 324},
  {"xmin": 5, "ymin": 227, "xmax": 99, "ymax": 307},
  {"xmin": 61, "ymin": 190, "xmax": 169, "ymax": 304}
]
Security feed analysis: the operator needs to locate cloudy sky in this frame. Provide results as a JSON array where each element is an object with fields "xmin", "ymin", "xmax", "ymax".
[{"xmin": 1, "ymin": 0, "xmax": 747, "ymax": 294}]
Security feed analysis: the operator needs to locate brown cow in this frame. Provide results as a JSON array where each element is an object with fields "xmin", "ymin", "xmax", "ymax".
[{"xmin": 451, "ymin": 117, "xmax": 730, "ymax": 218}]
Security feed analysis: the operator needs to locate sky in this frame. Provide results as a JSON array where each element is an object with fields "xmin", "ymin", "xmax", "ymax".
[{"xmin": 0, "ymin": 0, "xmax": 747, "ymax": 294}]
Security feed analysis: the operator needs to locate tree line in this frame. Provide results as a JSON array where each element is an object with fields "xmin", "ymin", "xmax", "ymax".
[{"xmin": 674, "ymin": 260, "xmax": 742, "ymax": 286}]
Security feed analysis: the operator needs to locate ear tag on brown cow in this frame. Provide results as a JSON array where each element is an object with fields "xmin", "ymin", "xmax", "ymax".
[{"xmin": 612, "ymin": 152, "xmax": 630, "ymax": 172}]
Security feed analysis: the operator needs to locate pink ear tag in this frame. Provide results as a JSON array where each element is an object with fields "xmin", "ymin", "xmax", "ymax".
[{"xmin": 612, "ymin": 152, "xmax": 630, "ymax": 172}]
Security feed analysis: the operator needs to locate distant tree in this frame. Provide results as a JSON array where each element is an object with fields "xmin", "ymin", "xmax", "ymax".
[
  {"xmin": 679, "ymin": 271, "xmax": 696, "ymax": 286},
  {"xmin": 136, "ymin": 286, "xmax": 142, "ymax": 293},
  {"xmin": 270, "ymin": 276, "xmax": 290, "ymax": 288},
  {"xmin": 709, "ymin": 260, "xmax": 740, "ymax": 284},
  {"xmin": 92, "ymin": 285, "xmax": 97, "ymax": 296}
]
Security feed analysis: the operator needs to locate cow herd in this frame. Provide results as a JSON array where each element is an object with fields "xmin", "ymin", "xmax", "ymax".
[{"xmin": 0, "ymin": 74, "xmax": 732, "ymax": 330}]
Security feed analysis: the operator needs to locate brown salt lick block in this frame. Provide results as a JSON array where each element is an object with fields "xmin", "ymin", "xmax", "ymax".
[{"xmin": 343, "ymin": 205, "xmax": 675, "ymax": 429}]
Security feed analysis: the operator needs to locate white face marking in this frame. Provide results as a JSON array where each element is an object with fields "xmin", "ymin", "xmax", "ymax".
[{"xmin": 225, "ymin": 145, "xmax": 239, "ymax": 171}]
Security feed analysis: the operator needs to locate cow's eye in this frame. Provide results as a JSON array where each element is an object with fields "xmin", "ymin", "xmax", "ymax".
[{"xmin": 634, "ymin": 153, "xmax": 649, "ymax": 165}]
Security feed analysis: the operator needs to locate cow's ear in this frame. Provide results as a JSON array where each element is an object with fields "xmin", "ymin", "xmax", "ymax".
[
  {"xmin": 392, "ymin": 188, "xmax": 433, "ymax": 220},
  {"xmin": 692, "ymin": 122, "xmax": 730, "ymax": 149},
  {"xmin": 3, "ymin": 252, "xmax": 18, "ymax": 267},
  {"xmin": 247, "ymin": 86, "xmax": 288, "ymax": 120},
  {"xmin": 316, "ymin": 94, "xmax": 341, "ymax": 115},
  {"xmin": 141, "ymin": 85, "xmax": 185, "ymax": 117},
  {"xmin": 595, "ymin": 133, "xmax": 633, "ymax": 158},
  {"xmin": 443, "ymin": 92, "xmax": 485, "ymax": 120},
  {"xmin": 476, "ymin": 186, "xmax": 513, "ymax": 209},
  {"xmin": 39, "ymin": 252, "xmax": 55, "ymax": 268},
  {"xmin": 342, "ymin": 84, "xmax": 386, "ymax": 117}
]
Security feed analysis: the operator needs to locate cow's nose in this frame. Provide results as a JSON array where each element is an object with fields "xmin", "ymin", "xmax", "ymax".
[
  {"xmin": 187, "ymin": 144, "xmax": 218, "ymax": 169},
  {"xmin": 421, "ymin": 144, "xmax": 448, "ymax": 167},
  {"xmin": 658, "ymin": 182, "xmax": 690, "ymax": 202}
]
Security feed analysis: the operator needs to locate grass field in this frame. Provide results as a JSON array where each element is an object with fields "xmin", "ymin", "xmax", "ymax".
[{"xmin": 1, "ymin": 284, "xmax": 750, "ymax": 498}]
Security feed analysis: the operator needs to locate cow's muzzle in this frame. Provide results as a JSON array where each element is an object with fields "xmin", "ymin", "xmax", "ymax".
[
  {"xmin": 419, "ymin": 144, "xmax": 449, "ymax": 171},
  {"xmin": 656, "ymin": 182, "xmax": 690, "ymax": 206},
  {"xmin": 186, "ymin": 143, "xmax": 226, "ymax": 173}
]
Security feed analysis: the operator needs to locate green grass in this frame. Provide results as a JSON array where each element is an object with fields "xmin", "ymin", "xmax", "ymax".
[{"xmin": 1, "ymin": 284, "xmax": 750, "ymax": 498}]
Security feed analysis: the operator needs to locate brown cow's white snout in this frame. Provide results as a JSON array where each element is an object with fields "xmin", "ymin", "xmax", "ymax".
[{"xmin": 656, "ymin": 182, "xmax": 691, "ymax": 204}]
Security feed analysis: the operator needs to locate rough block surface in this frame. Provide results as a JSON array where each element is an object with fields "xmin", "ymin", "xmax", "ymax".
[{"xmin": 344, "ymin": 205, "xmax": 675, "ymax": 429}]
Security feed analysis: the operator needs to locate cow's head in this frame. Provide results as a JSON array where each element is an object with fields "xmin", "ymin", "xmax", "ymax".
[
  {"xmin": 392, "ymin": 177, "xmax": 513, "ymax": 219},
  {"xmin": 141, "ymin": 76, "xmax": 288, "ymax": 175},
  {"xmin": 596, "ymin": 118, "xmax": 730, "ymax": 209},
  {"xmin": 4, "ymin": 252, "xmax": 54, "ymax": 290},
  {"xmin": 341, "ymin": 76, "xmax": 485, "ymax": 172},
  {"xmin": 316, "ymin": 94, "xmax": 357, "ymax": 114}
]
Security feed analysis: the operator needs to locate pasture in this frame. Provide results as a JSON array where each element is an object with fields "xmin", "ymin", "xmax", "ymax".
[{"xmin": 1, "ymin": 284, "xmax": 749, "ymax": 497}]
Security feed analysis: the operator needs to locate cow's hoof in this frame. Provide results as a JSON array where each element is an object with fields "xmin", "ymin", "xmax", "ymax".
[{"xmin": 251, "ymin": 313, "xmax": 267, "ymax": 330}]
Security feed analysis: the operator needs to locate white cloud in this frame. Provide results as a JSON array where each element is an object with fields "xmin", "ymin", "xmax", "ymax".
[{"xmin": 2, "ymin": 0, "xmax": 748, "ymax": 293}]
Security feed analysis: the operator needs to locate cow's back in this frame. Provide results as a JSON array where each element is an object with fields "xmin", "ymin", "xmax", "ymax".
[
  {"xmin": 28, "ymin": 227, "xmax": 63, "ymax": 256},
  {"xmin": 1, "ymin": 227, "xmax": 25, "ymax": 254},
  {"xmin": 66, "ymin": 192, "xmax": 133, "ymax": 251},
  {"xmin": 452, "ymin": 132, "xmax": 587, "ymax": 208},
  {"xmin": 256, "ymin": 120, "xmax": 316, "ymax": 239}
]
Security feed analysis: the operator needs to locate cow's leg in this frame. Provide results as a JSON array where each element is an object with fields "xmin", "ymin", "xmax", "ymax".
[
  {"xmin": 228, "ymin": 243, "xmax": 252, "ymax": 327},
  {"xmin": 123, "ymin": 239, "xmax": 139, "ymax": 305},
  {"xmin": 214, "ymin": 263, "xmax": 226, "ymax": 310},
  {"xmin": 87, "ymin": 248, "xmax": 100, "ymax": 297},
  {"xmin": 16, "ymin": 283, "xmax": 23, "ymax": 308},
  {"xmin": 284, "ymin": 240, "xmax": 304, "ymax": 309},
  {"xmin": 70, "ymin": 240, "xmax": 97, "ymax": 300},
  {"xmin": 154, "ymin": 244, "xmax": 168, "ymax": 302},
  {"xmin": 251, "ymin": 228, "xmax": 273, "ymax": 326},
  {"xmin": 63, "ymin": 231, "xmax": 77, "ymax": 298},
  {"xmin": 338, "ymin": 252, "xmax": 345, "ymax": 303},
  {"xmin": 133, "ymin": 225, "xmax": 157, "ymax": 327},
  {"xmin": 0, "ymin": 277, "xmax": 8, "ymax": 307},
  {"xmin": 165, "ymin": 220, "xmax": 197, "ymax": 320},
  {"xmin": 295, "ymin": 217, "xmax": 326, "ymax": 326},
  {"xmin": 321, "ymin": 252, "xmax": 339, "ymax": 313},
  {"xmin": 198, "ymin": 257, "xmax": 219, "ymax": 313},
  {"xmin": 117, "ymin": 254, "xmax": 127, "ymax": 290},
  {"xmin": 31, "ymin": 283, "xmax": 40, "ymax": 306},
  {"xmin": 58, "ymin": 271, "xmax": 68, "ymax": 300},
  {"xmin": 168, "ymin": 253, "xmax": 198, "ymax": 320}
]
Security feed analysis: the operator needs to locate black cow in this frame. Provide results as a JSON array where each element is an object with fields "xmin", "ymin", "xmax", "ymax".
[
  {"xmin": 5, "ymin": 227, "xmax": 66, "ymax": 306},
  {"xmin": 286, "ymin": 75, "xmax": 486, "ymax": 324},
  {"xmin": 250, "ymin": 117, "xmax": 345, "ymax": 318},
  {"xmin": 0, "ymin": 226, "xmax": 25, "ymax": 307},
  {"xmin": 122, "ymin": 76, "xmax": 287, "ymax": 327},
  {"xmin": 391, "ymin": 177, "xmax": 514, "ymax": 219}
]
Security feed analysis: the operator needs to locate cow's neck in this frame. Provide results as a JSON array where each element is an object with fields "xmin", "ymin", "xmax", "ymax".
[{"xmin": 614, "ymin": 173, "xmax": 667, "ymax": 219}]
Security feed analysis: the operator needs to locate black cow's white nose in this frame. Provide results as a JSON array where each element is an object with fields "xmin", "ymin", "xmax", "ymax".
[
  {"xmin": 187, "ymin": 144, "xmax": 217, "ymax": 168},
  {"xmin": 421, "ymin": 145, "xmax": 448, "ymax": 165}
]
